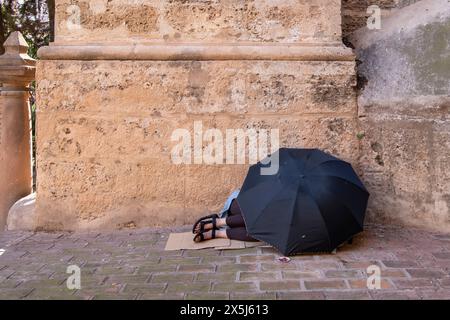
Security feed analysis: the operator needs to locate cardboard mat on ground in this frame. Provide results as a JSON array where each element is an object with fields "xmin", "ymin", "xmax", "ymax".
[{"xmin": 165, "ymin": 232, "xmax": 265, "ymax": 251}]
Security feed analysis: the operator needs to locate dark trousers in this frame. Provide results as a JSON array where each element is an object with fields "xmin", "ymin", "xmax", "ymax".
[{"xmin": 225, "ymin": 200, "xmax": 257, "ymax": 242}]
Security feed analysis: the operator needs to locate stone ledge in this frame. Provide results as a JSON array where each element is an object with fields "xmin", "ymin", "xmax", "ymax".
[
  {"xmin": 38, "ymin": 43, "xmax": 355, "ymax": 61},
  {"xmin": 358, "ymin": 95, "xmax": 450, "ymax": 120}
]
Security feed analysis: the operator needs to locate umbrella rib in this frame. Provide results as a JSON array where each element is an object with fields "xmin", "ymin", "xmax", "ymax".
[
  {"xmin": 302, "ymin": 185, "xmax": 333, "ymax": 251},
  {"xmin": 239, "ymin": 176, "xmax": 280, "ymax": 199},
  {"xmin": 307, "ymin": 182, "xmax": 365, "ymax": 245},
  {"xmin": 320, "ymin": 181, "xmax": 367, "ymax": 229},
  {"xmin": 308, "ymin": 175, "xmax": 369, "ymax": 195},
  {"xmin": 322, "ymin": 176, "xmax": 369, "ymax": 228},
  {"xmin": 249, "ymin": 181, "xmax": 298, "ymax": 252},
  {"xmin": 285, "ymin": 182, "xmax": 302, "ymax": 254},
  {"xmin": 328, "ymin": 192, "xmax": 365, "ymax": 229},
  {"xmin": 249, "ymin": 183, "xmax": 291, "ymax": 227},
  {"xmin": 306, "ymin": 159, "xmax": 344, "ymax": 173}
]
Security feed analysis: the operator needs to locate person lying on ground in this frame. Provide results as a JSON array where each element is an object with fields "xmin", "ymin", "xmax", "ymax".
[{"xmin": 192, "ymin": 199, "xmax": 258, "ymax": 243}]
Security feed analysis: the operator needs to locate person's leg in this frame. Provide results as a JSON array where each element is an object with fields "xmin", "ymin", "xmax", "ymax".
[
  {"xmin": 228, "ymin": 199, "xmax": 242, "ymax": 216},
  {"xmin": 194, "ymin": 211, "xmax": 245, "ymax": 231},
  {"xmin": 193, "ymin": 200, "xmax": 246, "ymax": 233},
  {"xmin": 226, "ymin": 227, "xmax": 258, "ymax": 242},
  {"xmin": 225, "ymin": 214, "xmax": 246, "ymax": 228}
]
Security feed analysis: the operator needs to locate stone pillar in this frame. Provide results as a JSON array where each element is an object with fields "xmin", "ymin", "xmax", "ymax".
[{"xmin": 0, "ymin": 32, "xmax": 36, "ymax": 230}]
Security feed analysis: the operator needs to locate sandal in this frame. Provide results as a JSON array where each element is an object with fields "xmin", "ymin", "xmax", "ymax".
[
  {"xmin": 193, "ymin": 229, "xmax": 216, "ymax": 243},
  {"xmin": 192, "ymin": 214, "xmax": 219, "ymax": 234}
]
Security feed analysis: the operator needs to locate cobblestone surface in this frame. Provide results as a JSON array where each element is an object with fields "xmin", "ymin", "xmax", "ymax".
[{"xmin": 1, "ymin": 224, "xmax": 450, "ymax": 300}]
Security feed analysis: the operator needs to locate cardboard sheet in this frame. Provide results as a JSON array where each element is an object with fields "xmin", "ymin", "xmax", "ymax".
[
  {"xmin": 215, "ymin": 239, "xmax": 246, "ymax": 250},
  {"xmin": 164, "ymin": 232, "xmax": 230, "ymax": 250},
  {"xmin": 245, "ymin": 241, "xmax": 265, "ymax": 248},
  {"xmin": 165, "ymin": 232, "xmax": 265, "ymax": 251}
]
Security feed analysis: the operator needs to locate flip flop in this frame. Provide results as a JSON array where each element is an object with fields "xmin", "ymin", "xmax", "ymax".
[{"xmin": 192, "ymin": 214, "xmax": 219, "ymax": 234}]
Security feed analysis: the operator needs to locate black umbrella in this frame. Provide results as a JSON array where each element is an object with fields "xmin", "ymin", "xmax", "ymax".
[{"xmin": 237, "ymin": 148, "xmax": 369, "ymax": 256}]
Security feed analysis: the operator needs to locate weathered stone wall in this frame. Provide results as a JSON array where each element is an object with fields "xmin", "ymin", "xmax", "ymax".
[
  {"xmin": 55, "ymin": 0, "xmax": 343, "ymax": 44},
  {"xmin": 342, "ymin": 0, "xmax": 422, "ymax": 36},
  {"xmin": 36, "ymin": 60, "xmax": 358, "ymax": 230},
  {"xmin": 35, "ymin": 0, "xmax": 359, "ymax": 230},
  {"xmin": 349, "ymin": 0, "xmax": 450, "ymax": 231}
]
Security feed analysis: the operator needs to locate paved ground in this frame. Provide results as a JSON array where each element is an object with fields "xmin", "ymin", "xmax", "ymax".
[{"xmin": 1, "ymin": 223, "xmax": 450, "ymax": 300}]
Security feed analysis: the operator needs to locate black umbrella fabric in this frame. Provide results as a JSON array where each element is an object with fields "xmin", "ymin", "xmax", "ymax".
[{"xmin": 236, "ymin": 148, "xmax": 369, "ymax": 256}]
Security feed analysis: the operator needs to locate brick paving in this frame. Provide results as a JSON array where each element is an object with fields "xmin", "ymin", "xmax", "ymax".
[{"xmin": 0, "ymin": 224, "xmax": 450, "ymax": 300}]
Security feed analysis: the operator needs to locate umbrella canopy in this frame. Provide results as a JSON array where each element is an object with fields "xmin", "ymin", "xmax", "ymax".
[{"xmin": 237, "ymin": 148, "xmax": 369, "ymax": 256}]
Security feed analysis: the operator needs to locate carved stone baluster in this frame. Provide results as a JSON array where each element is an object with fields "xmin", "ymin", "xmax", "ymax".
[{"xmin": 0, "ymin": 32, "xmax": 36, "ymax": 230}]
